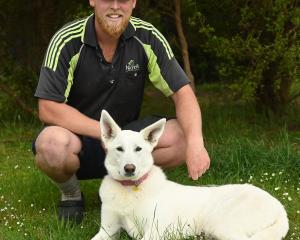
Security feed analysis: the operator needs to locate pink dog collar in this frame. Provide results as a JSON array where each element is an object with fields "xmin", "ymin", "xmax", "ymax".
[{"xmin": 116, "ymin": 172, "xmax": 149, "ymax": 187}]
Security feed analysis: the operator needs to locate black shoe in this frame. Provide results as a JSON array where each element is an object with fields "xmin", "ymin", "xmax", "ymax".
[{"xmin": 58, "ymin": 193, "xmax": 85, "ymax": 225}]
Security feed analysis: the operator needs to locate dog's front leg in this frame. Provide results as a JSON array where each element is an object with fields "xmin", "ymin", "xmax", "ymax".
[
  {"xmin": 91, "ymin": 228, "xmax": 116, "ymax": 240},
  {"xmin": 91, "ymin": 206, "xmax": 121, "ymax": 240}
]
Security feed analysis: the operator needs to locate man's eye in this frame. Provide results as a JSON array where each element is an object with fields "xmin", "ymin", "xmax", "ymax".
[
  {"xmin": 135, "ymin": 146, "xmax": 142, "ymax": 152},
  {"xmin": 116, "ymin": 146, "xmax": 124, "ymax": 152}
]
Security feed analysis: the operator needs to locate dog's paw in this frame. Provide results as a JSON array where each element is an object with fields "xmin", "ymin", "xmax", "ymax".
[{"xmin": 90, "ymin": 232, "xmax": 105, "ymax": 240}]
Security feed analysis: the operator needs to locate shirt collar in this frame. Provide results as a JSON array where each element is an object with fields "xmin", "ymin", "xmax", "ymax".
[
  {"xmin": 83, "ymin": 14, "xmax": 98, "ymax": 47},
  {"xmin": 83, "ymin": 14, "xmax": 136, "ymax": 47},
  {"xmin": 122, "ymin": 20, "xmax": 136, "ymax": 40}
]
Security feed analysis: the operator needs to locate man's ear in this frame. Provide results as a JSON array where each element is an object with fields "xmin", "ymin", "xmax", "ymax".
[
  {"xmin": 140, "ymin": 119, "xmax": 166, "ymax": 148},
  {"xmin": 132, "ymin": 0, "xmax": 137, "ymax": 8},
  {"xmin": 89, "ymin": 0, "xmax": 95, "ymax": 7},
  {"xmin": 100, "ymin": 110, "xmax": 121, "ymax": 146}
]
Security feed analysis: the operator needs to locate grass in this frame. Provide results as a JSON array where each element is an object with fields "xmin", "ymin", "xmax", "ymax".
[{"xmin": 0, "ymin": 84, "xmax": 300, "ymax": 239}]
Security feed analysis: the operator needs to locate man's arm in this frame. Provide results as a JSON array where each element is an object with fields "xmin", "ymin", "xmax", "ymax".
[
  {"xmin": 38, "ymin": 99, "xmax": 101, "ymax": 140},
  {"xmin": 171, "ymin": 84, "xmax": 210, "ymax": 180}
]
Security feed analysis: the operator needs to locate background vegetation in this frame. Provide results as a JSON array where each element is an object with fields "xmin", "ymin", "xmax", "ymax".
[
  {"xmin": 0, "ymin": 0, "xmax": 299, "ymax": 119},
  {"xmin": 0, "ymin": 0, "xmax": 299, "ymax": 239}
]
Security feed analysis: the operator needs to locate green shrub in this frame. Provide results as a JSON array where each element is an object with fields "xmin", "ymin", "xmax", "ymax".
[
  {"xmin": 0, "ymin": 60, "xmax": 37, "ymax": 120},
  {"xmin": 191, "ymin": 0, "xmax": 300, "ymax": 114}
]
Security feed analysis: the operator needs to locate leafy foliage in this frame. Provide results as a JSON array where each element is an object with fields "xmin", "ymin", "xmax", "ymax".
[
  {"xmin": 189, "ymin": 0, "xmax": 300, "ymax": 113},
  {"xmin": 0, "ymin": 59, "xmax": 37, "ymax": 120},
  {"xmin": 0, "ymin": 0, "xmax": 86, "ymax": 119}
]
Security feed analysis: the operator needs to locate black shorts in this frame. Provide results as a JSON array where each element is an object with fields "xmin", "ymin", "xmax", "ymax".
[{"xmin": 32, "ymin": 116, "xmax": 170, "ymax": 180}]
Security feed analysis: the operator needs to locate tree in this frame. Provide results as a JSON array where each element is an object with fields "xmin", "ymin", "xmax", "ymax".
[{"xmin": 173, "ymin": 0, "xmax": 196, "ymax": 90}]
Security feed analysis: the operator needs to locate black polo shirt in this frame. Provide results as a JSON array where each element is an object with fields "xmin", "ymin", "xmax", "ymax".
[{"xmin": 35, "ymin": 14, "xmax": 190, "ymax": 127}]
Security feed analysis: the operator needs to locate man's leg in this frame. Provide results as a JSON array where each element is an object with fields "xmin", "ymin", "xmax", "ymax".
[
  {"xmin": 34, "ymin": 126, "xmax": 84, "ymax": 223},
  {"xmin": 153, "ymin": 119, "xmax": 186, "ymax": 168}
]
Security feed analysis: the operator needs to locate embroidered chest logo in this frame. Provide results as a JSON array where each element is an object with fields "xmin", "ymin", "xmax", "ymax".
[{"xmin": 126, "ymin": 60, "xmax": 140, "ymax": 73}]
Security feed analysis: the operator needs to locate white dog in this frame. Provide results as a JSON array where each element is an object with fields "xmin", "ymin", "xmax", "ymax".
[{"xmin": 91, "ymin": 110, "xmax": 289, "ymax": 240}]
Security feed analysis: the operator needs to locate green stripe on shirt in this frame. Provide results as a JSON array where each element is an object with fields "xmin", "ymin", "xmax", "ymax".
[
  {"xmin": 45, "ymin": 19, "xmax": 86, "ymax": 69},
  {"xmin": 130, "ymin": 18, "xmax": 174, "ymax": 60},
  {"xmin": 142, "ymin": 43, "xmax": 174, "ymax": 97},
  {"xmin": 64, "ymin": 46, "xmax": 82, "ymax": 102}
]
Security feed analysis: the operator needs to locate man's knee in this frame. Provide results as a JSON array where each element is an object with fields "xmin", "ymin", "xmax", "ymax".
[
  {"xmin": 159, "ymin": 119, "xmax": 186, "ymax": 148},
  {"xmin": 35, "ymin": 127, "xmax": 81, "ymax": 171},
  {"xmin": 171, "ymin": 124, "xmax": 185, "ymax": 147},
  {"xmin": 153, "ymin": 119, "xmax": 186, "ymax": 167}
]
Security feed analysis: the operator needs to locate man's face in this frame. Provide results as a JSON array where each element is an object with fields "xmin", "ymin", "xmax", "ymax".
[{"xmin": 89, "ymin": 0, "xmax": 137, "ymax": 39}]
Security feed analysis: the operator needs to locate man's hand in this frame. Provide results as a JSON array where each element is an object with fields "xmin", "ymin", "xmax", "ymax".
[{"xmin": 186, "ymin": 144, "xmax": 210, "ymax": 180}]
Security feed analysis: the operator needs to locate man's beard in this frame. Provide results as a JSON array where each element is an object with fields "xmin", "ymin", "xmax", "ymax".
[{"xmin": 96, "ymin": 12, "xmax": 130, "ymax": 39}]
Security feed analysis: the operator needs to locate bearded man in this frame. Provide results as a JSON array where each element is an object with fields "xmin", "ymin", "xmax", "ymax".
[{"xmin": 33, "ymin": 0, "xmax": 210, "ymax": 224}]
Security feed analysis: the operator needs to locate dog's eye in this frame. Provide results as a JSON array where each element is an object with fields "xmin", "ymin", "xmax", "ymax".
[
  {"xmin": 116, "ymin": 146, "xmax": 124, "ymax": 152},
  {"xmin": 135, "ymin": 146, "xmax": 142, "ymax": 152}
]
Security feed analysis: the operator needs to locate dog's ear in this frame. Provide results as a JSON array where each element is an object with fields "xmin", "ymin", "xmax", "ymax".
[
  {"xmin": 140, "ymin": 118, "xmax": 166, "ymax": 148},
  {"xmin": 100, "ymin": 110, "xmax": 121, "ymax": 144}
]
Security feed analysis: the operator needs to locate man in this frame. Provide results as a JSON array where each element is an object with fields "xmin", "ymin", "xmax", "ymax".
[{"xmin": 33, "ymin": 0, "xmax": 210, "ymax": 224}]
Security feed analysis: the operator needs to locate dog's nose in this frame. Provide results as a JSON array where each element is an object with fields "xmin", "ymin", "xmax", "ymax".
[{"xmin": 124, "ymin": 164, "xmax": 136, "ymax": 175}]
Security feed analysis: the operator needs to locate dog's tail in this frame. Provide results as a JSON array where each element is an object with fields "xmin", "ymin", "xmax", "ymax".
[{"xmin": 249, "ymin": 208, "xmax": 289, "ymax": 240}]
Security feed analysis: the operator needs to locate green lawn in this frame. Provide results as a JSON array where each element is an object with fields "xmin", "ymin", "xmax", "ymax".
[{"xmin": 0, "ymin": 85, "xmax": 299, "ymax": 239}]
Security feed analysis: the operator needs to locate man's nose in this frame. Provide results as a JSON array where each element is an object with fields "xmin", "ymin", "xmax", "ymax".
[{"xmin": 111, "ymin": 0, "xmax": 120, "ymax": 9}]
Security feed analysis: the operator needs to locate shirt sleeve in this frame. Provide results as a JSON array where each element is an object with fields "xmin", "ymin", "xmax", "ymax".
[
  {"xmin": 35, "ymin": 62, "xmax": 69, "ymax": 103},
  {"xmin": 34, "ymin": 28, "xmax": 83, "ymax": 103},
  {"xmin": 142, "ymin": 25, "xmax": 190, "ymax": 96}
]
